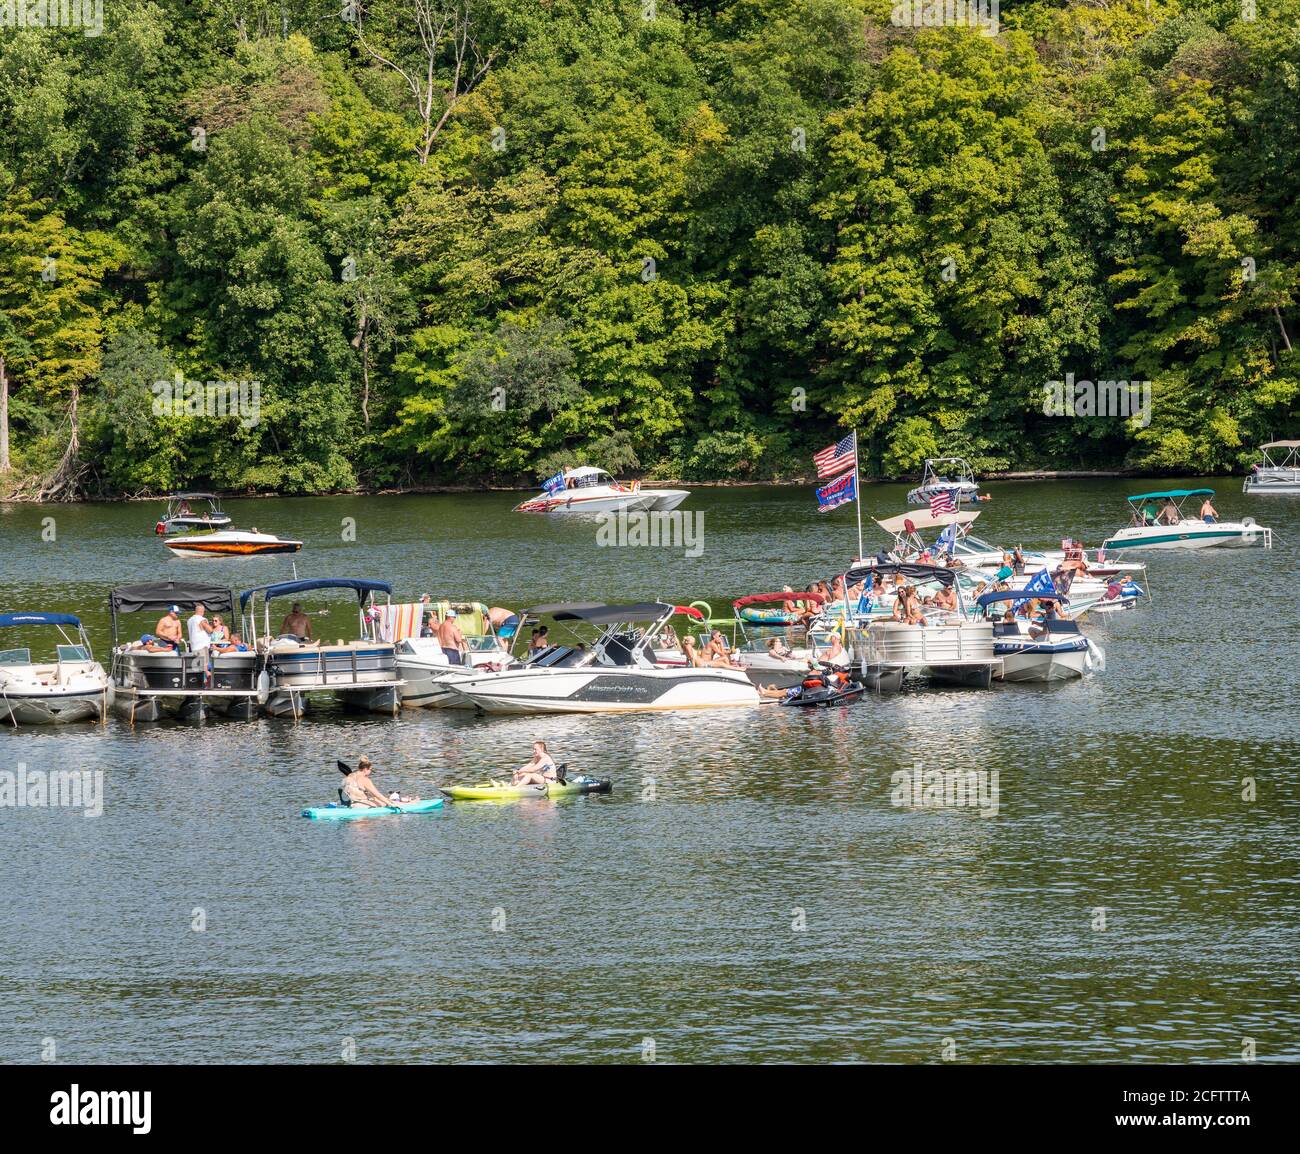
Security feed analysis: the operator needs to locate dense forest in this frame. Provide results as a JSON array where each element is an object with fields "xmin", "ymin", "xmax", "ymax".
[{"xmin": 0, "ymin": 0, "xmax": 1297, "ymax": 498}]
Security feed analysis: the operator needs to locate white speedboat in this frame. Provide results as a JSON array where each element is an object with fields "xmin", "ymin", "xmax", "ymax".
[
  {"xmin": 1243, "ymin": 441, "xmax": 1300, "ymax": 494},
  {"xmin": 906, "ymin": 457, "xmax": 982, "ymax": 505},
  {"xmin": 449, "ymin": 602, "xmax": 759, "ymax": 714},
  {"xmin": 974, "ymin": 592, "xmax": 1092, "ymax": 683},
  {"xmin": 1102, "ymin": 489, "xmax": 1272, "ymax": 551},
  {"xmin": 513, "ymin": 466, "xmax": 688, "ymax": 514},
  {"xmin": 154, "ymin": 492, "xmax": 232, "ymax": 534},
  {"xmin": 164, "ymin": 529, "xmax": 303, "ymax": 557},
  {"xmin": 396, "ymin": 601, "xmax": 516, "ymax": 709},
  {"xmin": 240, "ymin": 578, "xmax": 401, "ymax": 717},
  {"xmin": 0, "ymin": 612, "xmax": 112, "ymax": 724}
]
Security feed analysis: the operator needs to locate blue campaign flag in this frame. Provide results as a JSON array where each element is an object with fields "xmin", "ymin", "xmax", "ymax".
[
  {"xmin": 1011, "ymin": 567, "xmax": 1056, "ymax": 611},
  {"xmin": 936, "ymin": 522, "xmax": 957, "ymax": 553},
  {"xmin": 542, "ymin": 471, "xmax": 566, "ymax": 495},
  {"xmin": 816, "ymin": 469, "xmax": 856, "ymax": 512}
]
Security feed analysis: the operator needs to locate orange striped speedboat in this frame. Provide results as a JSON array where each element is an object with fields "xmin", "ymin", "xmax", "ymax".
[{"xmin": 164, "ymin": 530, "xmax": 303, "ymax": 557}]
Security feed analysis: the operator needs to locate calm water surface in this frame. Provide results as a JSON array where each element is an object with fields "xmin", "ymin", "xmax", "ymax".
[{"xmin": 0, "ymin": 479, "xmax": 1297, "ymax": 1063}]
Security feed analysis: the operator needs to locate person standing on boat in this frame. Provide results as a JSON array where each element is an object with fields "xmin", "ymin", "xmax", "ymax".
[
  {"xmin": 437, "ymin": 608, "xmax": 468, "ymax": 665},
  {"xmin": 154, "ymin": 605, "xmax": 183, "ymax": 649},
  {"xmin": 187, "ymin": 604, "xmax": 215, "ymax": 653},
  {"xmin": 1200, "ymin": 496, "xmax": 1218, "ymax": 523}
]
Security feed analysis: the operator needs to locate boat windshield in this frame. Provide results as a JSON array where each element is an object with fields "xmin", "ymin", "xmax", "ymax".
[
  {"xmin": 570, "ymin": 471, "xmax": 613, "ymax": 489},
  {"xmin": 57, "ymin": 645, "xmax": 90, "ymax": 662},
  {"xmin": 0, "ymin": 647, "xmax": 32, "ymax": 665}
]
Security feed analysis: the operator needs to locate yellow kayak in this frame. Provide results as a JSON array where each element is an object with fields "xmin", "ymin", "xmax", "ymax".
[{"xmin": 442, "ymin": 775, "xmax": 611, "ymax": 801}]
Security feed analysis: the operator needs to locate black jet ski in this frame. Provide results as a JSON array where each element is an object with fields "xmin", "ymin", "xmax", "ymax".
[{"xmin": 779, "ymin": 665, "xmax": 866, "ymax": 708}]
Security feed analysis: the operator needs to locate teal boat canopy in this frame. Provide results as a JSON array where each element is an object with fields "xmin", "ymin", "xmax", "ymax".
[{"xmin": 1127, "ymin": 488, "xmax": 1215, "ymax": 501}]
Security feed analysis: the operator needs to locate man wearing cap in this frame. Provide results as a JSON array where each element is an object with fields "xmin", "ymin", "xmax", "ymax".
[
  {"xmin": 437, "ymin": 608, "xmax": 468, "ymax": 665},
  {"xmin": 154, "ymin": 605, "xmax": 183, "ymax": 648}
]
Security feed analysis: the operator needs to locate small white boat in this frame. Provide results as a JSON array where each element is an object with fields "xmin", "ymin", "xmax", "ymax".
[
  {"xmin": 154, "ymin": 492, "xmax": 231, "ymax": 534},
  {"xmin": 0, "ymin": 612, "xmax": 112, "ymax": 724},
  {"xmin": 164, "ymin": 529, "xmax": 303, "ymax": 557},
  {"xmin": 974, "ymin": 592, "xmax": 1090, "ymax": 683},
  {"xmin": 395, "ymin": 602, "xmax": 516, "ymax": 709},
  {"xmin": 1243, "ymin": 441, "xmax": 1300, "ymax": 494},
  {"xmin": 906, "ymin": 457, "xmax": 982, "ymax": 506},
  {"xmin": 514, "ymin": 466, "xmax": 688, "ymax": 515},
  {"xmin": 1102, "ymin": 489, "xmax": 1272, "ymax": 551},
  {"xmin": 449, "ymin": 602, "xmax": 759, "ymax": 714}
]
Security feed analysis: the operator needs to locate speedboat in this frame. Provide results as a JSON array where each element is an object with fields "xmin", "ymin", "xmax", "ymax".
[
  {"xmin": 109, "ymin": 582, "xmax": 262, "ymax": 722},
  {"xmin": 154, "ymin": 492, "xmax": 231, "ymax": 534},
  {"xmin": 840, "ymin": 562, "xmax": 1000, "ymax": 691},
  {"xmin": 1102, "ymin": 489, "xmax": 1272, "ymax": 551},
  {"xmin": 448, "ymin": 602, "xmax": 760, "ymax": 714},
  {"xmin": 0, "ymin": 612, "xmax": 112, "ymax": 724},
  {"xmin": 906, "ymin": 457, "xmax": 982, "ymax": 505},
  {"xmin": 974, "ymin": 592, "xmax": 1093, "ymax": 683},
  {"xmin": 164, "ymin": 529, "xmax": 303, "ymax": 557},
  {"xmin": 239, "ymin": 578, "xmax": 402, "ymax": 718},
  {"xmin": 513, "ymin": 466, "xmax": 688, "ymax": 514},
  {"xmin": 1243, "ymin": 441, "xmax": 1300, "ymax": 494},
  {"xmin": 395, "ymin": 601, "xmax": 516, "ymax": 709}
]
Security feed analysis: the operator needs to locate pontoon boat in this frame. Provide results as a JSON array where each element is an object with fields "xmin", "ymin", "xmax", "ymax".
[
  {"xmin": 1243, "ymin": 441, "xmax": 1300, "ymax": 494},
  {"xmin": 1102, "ymin": 489, "xmax": 1272, "ymax": 551},
  {"xmin": 0, "ymin": 612, "xmax": 112, "ymax": 725},
  {"xmin": 239, "ymin": 578, "xmax": 402, "ymax": 718},
  {"xmin": 109, "ymin": 582, "xmax": 262, "ymax": 722},
  {"xmin": 514, "ymin": 467, "xmax": 688, "ymax": 514}
]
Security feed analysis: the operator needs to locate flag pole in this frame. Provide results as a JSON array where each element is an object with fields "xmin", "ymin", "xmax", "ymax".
[{"xmin": 852, "ymin": 429, "xmax": 864, "ymax": 563}]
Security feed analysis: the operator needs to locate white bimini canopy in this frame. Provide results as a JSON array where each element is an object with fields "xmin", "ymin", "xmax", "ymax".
[{"xmin": 874, "ymin": 509, "xmax": 981, "ymax": 536}]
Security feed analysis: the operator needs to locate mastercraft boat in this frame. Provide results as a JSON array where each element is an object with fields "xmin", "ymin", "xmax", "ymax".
[
  {"xmin": 0, "ymin": 612, "xmax": 112, "ymax": 725},
  {"xmin": 448, "ymin": 602, "xmax": 760, "ymax": 714},
  {"xmin": 109, "ymin": 581, "xmax": 262, "ymax": 722},
  {"xmin": 154, "ymin": 493, "xmax": 232, "ymax": 534},
  {"xmin": 239, "ymin": 578, "xmax": 402, "ymax": 718},
  {"xmin": 906, "ymin": 457, "xmax": 982, "ymax": 506},
  {"xmin": 1101, "ymin": 489, "xmax": 1272, "ymax": 551},
  {"xmin": 1243, "ymin": 441, "xmax": 1300, "ymax": 494},
  {"xmin": 513, "ymin": 466, "xmax": 688, "ymax": 514},
  {"xmin": 164, "ymin": 529, "xmax": 303, "ymax": 557},
  {"xmin": 974, "ymin": 592, "xmax": 1092, "ymax": 683}
]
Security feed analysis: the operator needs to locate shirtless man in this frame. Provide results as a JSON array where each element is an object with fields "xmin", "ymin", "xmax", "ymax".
[
  {"xmin": 154, "ymin": 605, "xmax": 183, "ymax": 648},
  {"xmin": 341, "ymin": 756, "xmax": 418, "ymax": 808},
  {"xmin": 438, "ymin": 609, "xmax": 468, "ymax": 665},
  {"xmin": 279, "ymin": 602, "xmax": 312, "ymax": 640}
]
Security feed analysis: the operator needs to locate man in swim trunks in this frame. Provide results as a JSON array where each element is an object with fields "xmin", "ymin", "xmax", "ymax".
[
  {"xmin": 437, "ymin": 608, "xmax": 468, "ymax": 665},
  {"xmin": 280, "ymin": 602, "xmax": 313, "ymax": 640},
  {"xmin": 154, "ymin": 605, "xmax": 183, "ymax": 648}
]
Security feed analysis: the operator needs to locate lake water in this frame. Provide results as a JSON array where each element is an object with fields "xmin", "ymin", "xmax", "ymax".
[{"xmin": 0, "ymin": 479, "xmax": 1297, "ymax": 1063}]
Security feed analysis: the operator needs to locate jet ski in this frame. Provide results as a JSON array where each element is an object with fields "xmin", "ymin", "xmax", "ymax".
[{"xmin": 779, "ymin": 665, "xmax": 866, "ymax": 708}]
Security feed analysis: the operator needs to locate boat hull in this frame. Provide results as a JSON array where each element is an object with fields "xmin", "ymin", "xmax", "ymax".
[
  {"xmin": 1102, "ymin": 520, "xmax": 1270, "ymax": 550},
  {"xmin": 0, "ymin": 685, "xmax": 109, "ymax": 724},
  {"xmin": 450, "ymin": 667, "xmax": 760, "ymax": 714},
  {"xmin": 995, "ymin": 644, "xmax": 1088, "ymax": 683},
  {"xmin": 165, "ymin": 537, "xmax": 302, "ymax": 557},
  {"xmin": 1243, "ymin": 474, "xmax": 1300, "ymax": 494}
]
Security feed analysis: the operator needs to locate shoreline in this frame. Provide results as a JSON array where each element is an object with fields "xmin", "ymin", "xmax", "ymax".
[{"xmin": 0, "ymin": 469, "xmax": 1227, "ymax": 505}]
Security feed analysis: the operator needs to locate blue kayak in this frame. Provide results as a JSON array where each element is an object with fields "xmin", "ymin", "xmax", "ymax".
[{"xmin": 301, "ymin": 797, "xmax": 445, "ymax": 821}]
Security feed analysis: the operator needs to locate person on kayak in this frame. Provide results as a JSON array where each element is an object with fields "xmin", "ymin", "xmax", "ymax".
[
  {"xmin": 512, "ymin": 741, "xmax": 558, "ymax": 787},
  {"xmin": 342, "ymin": 757, "xmax": 417, "ymax": 807}
]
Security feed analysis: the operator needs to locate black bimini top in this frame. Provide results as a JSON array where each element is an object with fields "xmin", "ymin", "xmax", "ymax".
[
  {"xmin": 109, "ymin": 581, "xmax": 235, "ymax": 616},
  {"xmin": 844, "ymin": 562, "xmax": 958, "ymax": 588},
  {"xmin": 523, "ymin": 602, "xmax": 672, "ymax": 625}
]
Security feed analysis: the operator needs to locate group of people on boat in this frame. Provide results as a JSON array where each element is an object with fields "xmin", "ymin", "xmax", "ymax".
[
  {"xmin": 134, "ymin": 603, "xmax": 248, "ymax": 655},
  {"xmin": 1137, "ymin": 496, "xmax": 1217, "ymax": 526}
]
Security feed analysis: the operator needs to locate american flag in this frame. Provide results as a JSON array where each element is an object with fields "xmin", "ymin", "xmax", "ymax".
[
  {"xmin": 813, "ymin": 432, "xmax": 856, "ymax": 479},
  {"xmin": 929, "ymin": 488, "xmax": 957, "ymax": 516}
]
